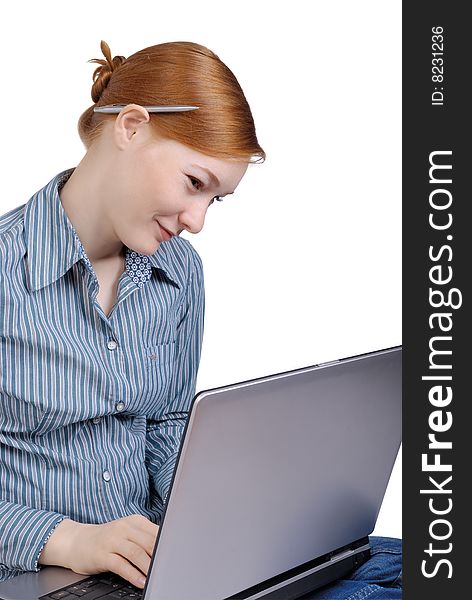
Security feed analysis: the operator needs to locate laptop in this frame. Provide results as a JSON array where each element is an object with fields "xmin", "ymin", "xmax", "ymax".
[{"xmin": 0, "ymin": 345, "xmax": 402, "ymax": 600}]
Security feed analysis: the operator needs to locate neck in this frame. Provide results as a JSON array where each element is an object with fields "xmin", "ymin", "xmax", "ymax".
[{"xmin": 59, "ymin": 147, "xmax": 124, "ymax": 263}]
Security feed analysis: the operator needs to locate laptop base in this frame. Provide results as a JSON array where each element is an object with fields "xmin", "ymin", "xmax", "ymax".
[{"xmin": 225, "ymin": 537, "xmax": 371, "ymax": 600}]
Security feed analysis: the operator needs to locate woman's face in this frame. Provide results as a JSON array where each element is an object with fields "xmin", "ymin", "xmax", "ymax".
[{"xmin": 106, "ymin": 121, "xmax": 249, "ymax": 256}]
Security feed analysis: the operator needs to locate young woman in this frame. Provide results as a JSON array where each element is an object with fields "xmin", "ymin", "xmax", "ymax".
[{"xmin": 0, "ymin": 41, "xmax": 401, "ymax": 597}]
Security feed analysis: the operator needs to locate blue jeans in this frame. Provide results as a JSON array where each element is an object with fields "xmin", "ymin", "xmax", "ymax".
[{"xmin": 299, "ymin": 537, "xmax": 402, "ymax": 599}]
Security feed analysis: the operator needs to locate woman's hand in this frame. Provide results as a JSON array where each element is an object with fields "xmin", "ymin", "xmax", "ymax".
[{"xmin": 39, "ymin": 514, "xmax": 159, "ymax": 590}]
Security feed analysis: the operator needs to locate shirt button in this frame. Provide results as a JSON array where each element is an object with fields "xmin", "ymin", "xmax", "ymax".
[
  {"xmin": 116, "ymin": 402, "xmax": 125, "ymax": 412},
  {"xmin": 107, "ymin": 340, "xmax": 117, "ymax": 351},
  {"xmin": 92, "ymin": 417, "xmax": 101, "ymax": 424},
  {"xmin": 103, "ymin": 470, "xmax": 111, "ymax": 482}
]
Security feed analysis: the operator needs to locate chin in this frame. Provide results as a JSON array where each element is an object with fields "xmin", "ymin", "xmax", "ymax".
[
  {"xmin": 125, "ymin": 238, "xmax": 161, "ymax": 256},
  {"xmin": 143, "ymin": 240, "xmax": 161, "ymax": 256}
]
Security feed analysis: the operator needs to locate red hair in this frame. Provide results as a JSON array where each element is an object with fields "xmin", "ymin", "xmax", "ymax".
[{"xmin": 78, "ymin": 41, "xmax": 266, "ymax": 163}]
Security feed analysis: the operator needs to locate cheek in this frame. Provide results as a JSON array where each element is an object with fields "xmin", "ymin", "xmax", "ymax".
[
  {"xmin": 156, "ymin": 176, "xmax": 187, "ymax": 213},
  {"xmin": 141, "ymin": 180, "xmax": 182, "ymax": 218},
  {"xmin": 126, "ymin": 152, "xmax": 183, "ymax": 216}
]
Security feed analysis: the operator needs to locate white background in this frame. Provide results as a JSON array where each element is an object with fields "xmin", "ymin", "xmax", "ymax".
[{"xmin": 0, "ymin": 1, "xmax": 401, "ymax": 538}]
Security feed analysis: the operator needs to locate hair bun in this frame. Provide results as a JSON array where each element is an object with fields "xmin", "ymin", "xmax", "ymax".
[{"xmin": 89, "ymin": 40, "xmax": 126, "ymax": 103}]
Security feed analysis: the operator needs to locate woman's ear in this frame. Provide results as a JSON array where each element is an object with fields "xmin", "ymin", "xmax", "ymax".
[{"xmin": 112, "ymin": 104, "xmax": 150, "ymax": 149}]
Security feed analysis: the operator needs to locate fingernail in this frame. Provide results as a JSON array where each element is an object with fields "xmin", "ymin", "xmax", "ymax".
[{"xmin": 138, "ymin": 576, "xmax": 146, "ymax": 587}]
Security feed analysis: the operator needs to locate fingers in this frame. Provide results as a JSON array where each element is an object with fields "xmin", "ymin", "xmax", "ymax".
[
  {"xmin": 106, "ymin": 550, "xmax": 148, "ymax": 590},
  {"xmin": 125, "ymin": 515, "xmax": 159, "ymax": 556},
  {"xmin": 121, "ymin": 538, "xmax": 152, "ymax": 578},
  {"xmin": 105, "ymin": 515, "xmax": 159, "ymax": 589}
]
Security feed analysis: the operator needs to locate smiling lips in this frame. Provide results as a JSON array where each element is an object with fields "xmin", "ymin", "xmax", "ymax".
[{"xmin": 156, "ymin": 220, "xmax": 174, "ymax": 240}]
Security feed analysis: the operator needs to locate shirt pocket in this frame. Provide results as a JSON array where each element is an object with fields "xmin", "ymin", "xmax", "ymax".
[
  {"xmin": 143, "ymin": 341, "xmax": 176, "ymax": 406},
  {"xmin": 144, "ymin": 341, "xmax": 176, "ymax": 369}
]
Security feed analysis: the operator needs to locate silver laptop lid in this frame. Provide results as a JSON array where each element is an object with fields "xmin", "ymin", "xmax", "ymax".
[{"xmin": 144, "ymin": 346, "xmax": 402, "ymax": 600}]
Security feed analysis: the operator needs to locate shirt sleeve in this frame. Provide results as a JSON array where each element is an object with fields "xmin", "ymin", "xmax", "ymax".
[
  {"xmin": 0, "ymin": 499, "xmax": 69, "ymax": 578},
  {"xmin": 145, "ymin": 248, "xmax": 205, "ymax": 511}
]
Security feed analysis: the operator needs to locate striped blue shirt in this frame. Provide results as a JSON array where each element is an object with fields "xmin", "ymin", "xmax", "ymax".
[{"xmin": 0, "ymin": 168, "xmax": 205, "ymax": 582}]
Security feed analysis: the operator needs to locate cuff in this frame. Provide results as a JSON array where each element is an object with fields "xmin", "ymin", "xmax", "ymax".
[
  {"xmin": 33, "ymin": 516, "xmax": 70, "ymax": 572},
  {"xmin": 1, "ymin": 502, "xmax": 68, "ymax": 573}
]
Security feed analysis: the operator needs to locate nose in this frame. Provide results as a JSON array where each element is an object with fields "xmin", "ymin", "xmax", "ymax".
[{"xmin": 178, "ymin": 200, "xmax": 208, "ymax": 234}]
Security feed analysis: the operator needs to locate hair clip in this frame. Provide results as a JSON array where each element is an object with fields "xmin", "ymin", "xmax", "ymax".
[{"xmin": 93, "ymin": 103, "xmax": 199, "ymax": 114}]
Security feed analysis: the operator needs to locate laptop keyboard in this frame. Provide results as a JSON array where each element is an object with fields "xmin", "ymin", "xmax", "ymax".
[{"xmin": 39, "ymin": 573, "xmax": 144, "ymax": 599}]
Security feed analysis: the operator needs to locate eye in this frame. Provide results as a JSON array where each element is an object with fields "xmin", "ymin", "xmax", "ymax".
[
  {"xmin": 188, "ymin": 175, "xmax": 203, "ymax": 190},
  {"xmin": 188, "ymin": 175, "xmax": 225, "ymax": 205}
]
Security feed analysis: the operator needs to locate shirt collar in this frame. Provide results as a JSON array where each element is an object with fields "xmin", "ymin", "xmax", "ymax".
[{"xmin": 24, "ymin": 168, "xmax": 181, "ymax": 292}]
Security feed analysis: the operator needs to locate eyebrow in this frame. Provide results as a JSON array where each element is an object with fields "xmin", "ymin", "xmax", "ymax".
[
  {"xmin": 190, "ymin": 164, "xmax": 220, "ymax": 187},
  {"xmin": 190, "ymin": 163, "xmax": 235, "ymax": 195}
]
